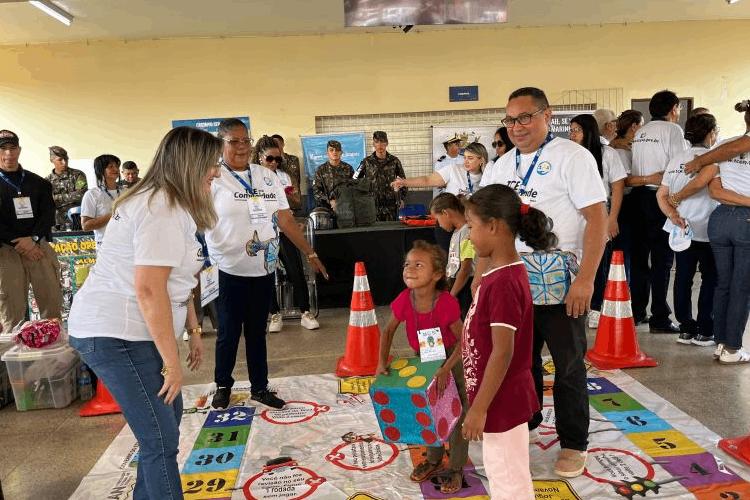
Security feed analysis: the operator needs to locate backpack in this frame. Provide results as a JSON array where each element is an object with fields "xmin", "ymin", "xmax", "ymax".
[{"xmin": 334, "ymin": 179, "xmax": 376, "ymax": 228}]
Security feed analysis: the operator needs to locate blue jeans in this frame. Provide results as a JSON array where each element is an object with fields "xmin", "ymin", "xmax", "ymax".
[
  {"xmin": 70, "ymin": 336, "xmax": 183, "ymax": 500},
  {"xmin": 673, "ymin": 241, "xmax": 716, "ymax": 336},
  {"xmin": 708, "ymin": 205, "xmax": 750, "ymax": 349}
]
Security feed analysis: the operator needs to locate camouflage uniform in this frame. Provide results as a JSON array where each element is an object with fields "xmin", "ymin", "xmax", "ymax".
[
  {"xmin": 312, "ymin": 161, "xmax": 354, "ymax": 209},
  {"xmin": 280, "ymin": 153, "xmax": 302, "ymax": 211},
  {"xmin": 46, "ymin": 167, "xmax": 88, "ymax": 228},
  {"xmin": 356, "ymin": 152, "xmax": 407, "ymax": 221}
]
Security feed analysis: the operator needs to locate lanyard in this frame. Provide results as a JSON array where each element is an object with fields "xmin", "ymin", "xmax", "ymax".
[
  {"xmin": 196, "ymin": 232, "xmax": 211, "ymax": 268},
  {"xmin": 515, "ymin": 132, "xmax": 554, "ymax": 191},
  {"xmin": 100, "ymin": 185, "xmax": 121, "ymax": 201},
  {"xmin": 410, "ymin": 290, "xmax": 438, "ymax": 332},
  {"xmin": 0, "ymin": 170, "xmax": 25, "ymax": 195},
  {"xmin": 465, "ymin": 171, "xmax": 474, "ymax": 194},
  {"xmin": 224, "ymin": 163, "xmax": 254, "ymax": 193}
]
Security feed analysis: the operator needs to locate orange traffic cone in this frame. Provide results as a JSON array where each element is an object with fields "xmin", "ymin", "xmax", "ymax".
[
  {"xmin": 80, "ymin": 381, "xmax": 122, "ymax": 417},
  {"xmin": 336, "ymin": 262, "xmax": 382, "ymax": 377},
  {"xmin": 719, "ymin": 435, "xmax": 750, "ymax": 466},
  {"xmin": 586, "ymin": 251, "xmax": 657, "ymax": 370}
]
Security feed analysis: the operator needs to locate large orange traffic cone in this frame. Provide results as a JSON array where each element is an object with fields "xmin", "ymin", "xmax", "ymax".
[
  {"xmin": 80, "ymin": 381, "xmax": 121, "ymax": 417},
  {"xmin": 719, "ymin": 435, "xmax": 750, "ymax": 466},
  {"xmin": 336, "ymin": 262, "xmax": 382, "ymax": 377},
  {"xmin": 586, "ymin": 251, "xmax": 657, "ymax": 370}
]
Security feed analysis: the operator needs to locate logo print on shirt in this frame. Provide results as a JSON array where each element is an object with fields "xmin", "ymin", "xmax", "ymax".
[
  {"xmin": 536, "ymin": 161, "xmax": 552, "ymax": 176},
  {"xmin": 263, "ymin": 176, "xmax": 273, "ymax": 186}
]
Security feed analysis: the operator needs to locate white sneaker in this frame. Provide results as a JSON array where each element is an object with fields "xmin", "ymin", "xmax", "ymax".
[
  {"xmin": 718, "ymin": 347, "xmax": 750, "ymax": 364},
  {"xmin": 300, "ymin": 311, "xmax": 319, "ymax": 330},
  {"xmin": 587, "ymin": 310, "xmax": 601, "ymax": 329},
  {"xmin": 713, "ymin": 343, "xmax": 724, "ymax": 359},
  {"xmin": 269, "ymin": 313, "xmax": 283, "ymax": 333}
]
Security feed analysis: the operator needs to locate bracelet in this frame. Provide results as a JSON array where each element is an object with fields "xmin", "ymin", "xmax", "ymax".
[
  {"xmin": 187, "ymin": 326, "xmax": 202, "ymax": 337},
  {"xmin": 669, "ymin": 193, "xmax": 681, "ymax": 207},
  {"xmin": 160, "ymin": 366, "xmax": 170, "ymax": 376},
  {"xmin": 307, "ymin": 252, "xmax": 318, "ymax": 261}
]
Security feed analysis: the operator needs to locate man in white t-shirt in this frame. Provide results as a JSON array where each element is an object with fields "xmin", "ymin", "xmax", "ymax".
[
  {"xmin": 593, "ymin": 109, "xmax": 617, "ymax": 144},
  {"xmin": 480, "ymin": 87, "xmax": 608, "ymax": 478},
  {"xmin": 628, "ymin": 90, "xmax": 688, "ymax": 332}
]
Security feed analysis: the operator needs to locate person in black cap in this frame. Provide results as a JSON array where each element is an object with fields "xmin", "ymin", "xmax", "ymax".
[
  {"xmin": 46, "ymin": 145, "xmax": 87, "ymax": 229},
  {"xmin": 354, "ymin": 131, "xmax": 407, "ymax": 221},
  {"xmin": 0, "ymin": 130, "xmax": 61, "ymax": 333},
  {"xmin": 312, "ymin": 140, "xmax": 354, "ymax": 210}
]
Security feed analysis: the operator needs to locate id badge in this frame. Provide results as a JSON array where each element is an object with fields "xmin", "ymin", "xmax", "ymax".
[
  {"xmin": 247, "ymin": 196, "xmax": 269, "ymax": 224},
  {"xmin": 199, "ymin": 265, "xmax": 219, "ymax": 307},
  {"xmin": 13, "ymin": 197, "xmax": 33, "ymax": 219},
  {"xmin": 417, "ymin": 327, "xmax": 446, "ymax": 362}
]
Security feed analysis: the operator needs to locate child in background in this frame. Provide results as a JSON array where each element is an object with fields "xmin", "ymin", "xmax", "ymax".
[
  {"xmin": 376, "ymin": 240, "xmax": 469, "ymax": 495},
  {"xmin": 461, "ymin": 184, "xmax": 557, "ymax": 499},
  {"xmin": 430, "ymin": 193, "xmax": 475, "ymax": 319}
]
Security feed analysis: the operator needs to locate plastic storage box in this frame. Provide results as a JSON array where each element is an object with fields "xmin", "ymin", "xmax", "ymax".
[
  {"xmin": 1, "ymin": 342, "xmax": 79, "ymax": 411},
  {"xmin": 0, "ymin": 342, "xmax": 13, "ymax": 408}
]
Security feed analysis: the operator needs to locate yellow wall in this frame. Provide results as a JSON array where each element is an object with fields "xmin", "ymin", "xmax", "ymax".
[{"xmin": 1, "ymin": 19, "xmax": 748, "ymax": 176}]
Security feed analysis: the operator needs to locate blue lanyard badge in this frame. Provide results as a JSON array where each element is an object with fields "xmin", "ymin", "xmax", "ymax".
[
  {"xmin": 465, "ymin": 171, "xmax": 474, "ymax": 194},
  {"xmin": 225, "ymin": 163, "xmax": 254, "ymax": 193},
  {"xmin": 196, "ymin": 232, "xmax": 211, "ymax": 268},
  {"xmin": 100, "ymin": 185, "xmax": 121, "ymax": 201},
  {"xmin": 0, "ymin": 170, "xmax": 25, "ymax": 195},
  {"xmin": 515, "ymin": 132, "xmax": 554, "ymax": 198}
]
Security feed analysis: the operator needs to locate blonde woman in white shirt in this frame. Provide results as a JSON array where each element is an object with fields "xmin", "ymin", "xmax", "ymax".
[{"xmin": 69, "ymin": 127, "xmax": 220, "ymax": 500}]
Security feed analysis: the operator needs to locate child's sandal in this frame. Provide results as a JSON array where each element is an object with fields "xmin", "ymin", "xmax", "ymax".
[
  {"xmin": 440, "ymin": 470, "xmax": 463, "ymax": 494},
  {"xmin": 410, "ymin": 460, "xmax": 442, "ymax": 482}
]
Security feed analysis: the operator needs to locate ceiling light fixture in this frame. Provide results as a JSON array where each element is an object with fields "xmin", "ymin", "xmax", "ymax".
[
  {"xmin": 28, "ymin": 0, "xmax": 73, "ymax": 26},
  {"xmin": 726, "ymin": 0, "xmax": 742, "ymax": 4}
]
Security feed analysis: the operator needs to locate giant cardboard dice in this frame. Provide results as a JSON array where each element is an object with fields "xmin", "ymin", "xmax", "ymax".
[{"xmin": 369, "ymin": 357, "xmax": 462, "ymax": 445}]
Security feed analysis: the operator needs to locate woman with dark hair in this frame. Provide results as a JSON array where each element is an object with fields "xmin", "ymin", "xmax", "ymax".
[
  {"xmin": 250, "ymin": 135, "xmax": 319, "ymax": 333},
  {"xmin": 656, "ymin": 113, "xmax": 719, "ymax": 346},
  {"xmin": 81, "ymin": 154, "xmax": 122, "ymax": 247},
  {"xmin": 491, "ymin": 127, "xmax": 514, "ymax": 163},
  {"xmin": 206, "ymin": 121, "xmax": 328, "ymax": 411},
  {"xmin": 569, "ymin": 114, "xmax": 627, "ymax": 329}
]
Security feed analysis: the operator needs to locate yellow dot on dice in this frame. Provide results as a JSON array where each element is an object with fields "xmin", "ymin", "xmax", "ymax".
[
  {"xmin": 407, "ymin": 376, "xmax": 427, "ymax": 388},
  {"xmin": 398, "ymin": 366, "xmax": 417, "ymax": 377},
  {"xmin": 390, "ymin": 359, "xmax": 409, "ymax": 370}
]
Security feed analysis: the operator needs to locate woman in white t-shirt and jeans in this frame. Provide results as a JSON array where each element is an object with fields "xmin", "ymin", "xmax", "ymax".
[
  {"xmin": 656, "ymin": 114, "xmax": 719, "ymax": 347},
  {"xmin": 81, "ymin": 154, "xmax": 122, "ymax": 247},
  {"xmin": 68, "ymin": 127, "xmax": 221, "ymax": 499},
  {"xmin": 568, "ymin": 114, "xmax": 627, "ymax": 329},
  {"xmin": 251, "ymin": 135, "xmax": 319, "ymax": 333}
]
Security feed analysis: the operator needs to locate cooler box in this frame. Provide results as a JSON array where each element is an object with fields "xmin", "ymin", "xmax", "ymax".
[
  {"xmin": 0, "ymin": 342, "xmax": 13, "ymax": 408},
  {"xmin": 1, "ymin": 343, "xmax": 79, "ymax": 411}
]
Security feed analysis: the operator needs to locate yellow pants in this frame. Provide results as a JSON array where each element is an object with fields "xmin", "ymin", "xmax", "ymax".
[{"xmin": 0, "ymin": 242, "xmax": 62, "ymax": 333}]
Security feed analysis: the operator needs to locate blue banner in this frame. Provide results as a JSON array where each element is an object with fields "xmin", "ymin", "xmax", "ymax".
[
  {"xmin": 300, "ymin": 132, "xmax": 367, "ymax": 181},
  {"xmin": 171, "ymin": 116, "xmax": 251, "ymax": 136}
]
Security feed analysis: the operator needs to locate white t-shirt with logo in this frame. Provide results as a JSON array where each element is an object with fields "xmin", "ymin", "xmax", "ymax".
[
  {"xmin": 206, "ymin": 164, "xmax": 289, "ymax": 277},
  {"xmin": 716, "ymin": 135, "xmax": 750, "ymax": 197},
  {"xmin": 80, "ymin": 186, "xmax": 121, "ymax": 245},
  {"xmin": 661, "ymin": 146, "xmax": 719, "ymax": 242},
  {"xmin": 68, "ymin": 189, "xmax": 203, "ymax": 341},
  {"xmin": 631, "ymin": 120, "xmax": 689, "ymax": 183},
  {"xmin": 602, "ymin": 145, "xmax": 628, "ymax": 198},
  {"xmin": 437, "ymin": 163, "xmax": 482, "ymax": 197},
  {"xmin": 481, "ymin": 137, "xmax": 607, "ymax": 257}
]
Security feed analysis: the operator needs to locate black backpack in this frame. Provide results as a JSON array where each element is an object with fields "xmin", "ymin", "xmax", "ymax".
[{"xmin": 334, "ymin": 178, "xmax": 376, "ymax": 228}]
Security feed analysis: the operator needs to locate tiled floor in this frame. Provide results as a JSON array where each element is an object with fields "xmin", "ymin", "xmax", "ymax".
[{"xmin": 0, "ymin": 306, "xmax": 748, "ymax": 499}]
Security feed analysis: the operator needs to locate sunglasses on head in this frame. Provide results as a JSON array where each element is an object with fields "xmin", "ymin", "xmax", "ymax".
[
  {"xmin": 265, "ymin": 155, "xmax": 283, "ymax": 164},
  {"xmin": 491, "ymin": 141, "xmax": 505, "ymax": 148}
]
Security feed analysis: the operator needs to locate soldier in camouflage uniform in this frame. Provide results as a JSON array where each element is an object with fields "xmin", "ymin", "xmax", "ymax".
[
  {"xmin": 313, "ymin": 140, "xmax": 354, "ymax": 210},
  {"xmin": 272, "ymin": 134, "xmax": 303, "ymax": 213},
  {"xmin": 355, "ymin": 131, "xmax": 407, "ymax": 221},
  {"xmin": 45, "ymin": 146, "xmax": 87, "ymax": 229}
]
